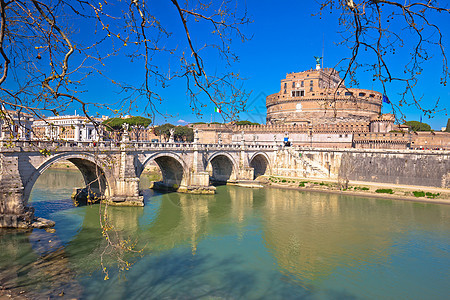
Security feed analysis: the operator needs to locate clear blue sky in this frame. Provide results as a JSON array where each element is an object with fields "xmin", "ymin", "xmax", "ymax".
[{"xmin": 70, "ymin": 1, "xmax": 449, "ymax": 130}]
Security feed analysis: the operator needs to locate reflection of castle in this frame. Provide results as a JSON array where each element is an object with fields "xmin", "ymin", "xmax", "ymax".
[{"xmin": 193, "ymin": 65, "xmax": 449, "ymax": 149}]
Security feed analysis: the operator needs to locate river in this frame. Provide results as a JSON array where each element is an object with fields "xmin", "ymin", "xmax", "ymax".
[{"xmin": 1, "ymin": 169, "xmax": 449, "ymax": 299}]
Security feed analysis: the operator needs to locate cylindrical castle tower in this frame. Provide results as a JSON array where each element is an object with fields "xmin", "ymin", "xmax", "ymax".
[{"xmin": 266, "ymin": 68, "xmax": 383, "ymax": 125}]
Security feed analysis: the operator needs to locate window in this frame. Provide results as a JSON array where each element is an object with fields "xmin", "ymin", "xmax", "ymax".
[
  {"xmin": 293, "ymin": 90, "xmax": 305, "ymax": 97},
  {"xmin": 301, "ymin": 81, "xmax": 304, "ymax": 87},
  {"xmin": 369, "ymin": 94, "xmax": 375, "ymax": 98},
  {"xmin": 310, "ymin": 87, "xmax": 313, "ymax": 92},
  {"xmin": 310, "ymin": 80, "xmax": 314, "ymax": 86},
  {"xmin": 336, "ymin": 91, "xmax": 340, "ymax": 96},
  {"xmin": 284, "ymin": 89, "xmax": 287, "ymax": 94},
  {"xmin": 292, "ymin": 82, "xmax": 295, "ymax": 88},
  {"xmin": 345, "ymin": 91, "xmax": 353, "ymax": 96},
  {"xmin": 284, "ymin": 83, "xmax": 287, "ymax": 88},
  {"xmin": 359, "ymin": 92, "xmax": 366, "ymax": 97}
]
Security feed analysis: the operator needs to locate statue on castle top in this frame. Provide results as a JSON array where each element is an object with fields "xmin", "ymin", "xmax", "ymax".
[{"xmin": 314, "ymin": 56, "xmax": 322, "ymax": 65}]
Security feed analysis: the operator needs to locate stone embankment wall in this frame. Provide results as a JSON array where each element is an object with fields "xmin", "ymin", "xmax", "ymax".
[
  {"xmin": 273, "ymin": 148, "xmax": 450, "ymax": 189},
  {"xmin": 344, "ymin": 150, "xmax": 449, "ymax": 188}
]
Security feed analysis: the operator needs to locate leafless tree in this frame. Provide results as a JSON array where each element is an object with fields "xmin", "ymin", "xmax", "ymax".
[
  {"xmin": 0, "ymin": 0, "xmax": 251, "ymax": 130},
  {"xmin": 0, "ymin": 0, "xmax": 251, "ymax": 280},
  {"xmin": 318, "ymin": 0, "xmax": 450, "ymax": 120}
]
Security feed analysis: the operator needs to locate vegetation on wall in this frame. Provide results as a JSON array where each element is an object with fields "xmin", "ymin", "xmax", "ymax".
[
  {"xmin": 404, "ymin": 121, "xmax": 432, "ymax": 132},
  {"xmin": 235, "ymin": 120, "xmax": 259, "ymax": 126}
]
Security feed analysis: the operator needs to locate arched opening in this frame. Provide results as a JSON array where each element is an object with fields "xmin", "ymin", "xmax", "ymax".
[
  {"xmin": 250, "ymin": 154, "xmax": 270, "ymax": 179},
  {"xmin": 139, "ymin": 160, "xmax": 162, "ymax": 190},
  {"xmin": 25, "ymin": 156, "xmax": 110, "ymax": 208},
  {"xmin": 68, "ymin": 158, "xmax": 108, "ymax": 200},
  {"xmin": 208, "ymin": 154, "xmax": 236, "ymax": 184},
  {"xmin": 140, "ymin": 155, "xmax": 186, "ymax": 191}
]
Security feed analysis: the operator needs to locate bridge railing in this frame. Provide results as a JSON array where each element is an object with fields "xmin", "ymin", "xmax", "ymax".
[{"xmin": 3, "ymin": 139, "xmax": 279, "ymax": 151}]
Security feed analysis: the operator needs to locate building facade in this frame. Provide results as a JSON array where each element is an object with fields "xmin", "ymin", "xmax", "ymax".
[
  {"xmin": 32, "ymin": 115, "xmax": 103, "ymax": 141},
  {"xmin": 0, "ymin": 110, "xmax": 33, "ymax": 140}
]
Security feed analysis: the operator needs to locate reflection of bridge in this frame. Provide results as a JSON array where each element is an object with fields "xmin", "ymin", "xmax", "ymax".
[{"xmin": 0, "ymin": 140, "xmax": 275, "ymax": 227}]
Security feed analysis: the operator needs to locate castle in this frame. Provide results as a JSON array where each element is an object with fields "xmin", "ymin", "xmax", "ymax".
[{"xmin": 193, "ymin": 64, "xmax": 449, "ymax": 150}]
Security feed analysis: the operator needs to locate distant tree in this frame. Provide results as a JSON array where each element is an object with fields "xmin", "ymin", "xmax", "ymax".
[
  {"xmin": 404, "ymin": 121, "xmax": 432, "ymax": 132},
  {"xmin": 102, "ymin": 118, "xmax": 126, "ymax": 131},
  {"xmin": 174, "ymin": 126, "xmax": 194, "ymax": 142},
  {"xmin": 153, "ymin": 124, "xmax": 175, "ymax": 141},
  {"xmin": 102, "ymin": 116, "xmax": 152, "ymax": 141},
  {"xmin": 125, "ymin": 116, "xmax": 152, "ymax": 141},
  {"xmin": 446, "ymin": 119, "xmax": 450, "ymax": 132},
  {"xmin": 235, "ymin": 120, "xmax": 259, "ymax": 126}
]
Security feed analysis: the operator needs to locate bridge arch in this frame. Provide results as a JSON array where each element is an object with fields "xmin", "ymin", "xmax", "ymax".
[
  {"xmin": 139, "ymin": 152, "xmax": 189, "ymax": 188},
  {"xmin": 250, "ymin": 152, "xmax": 271, "ymax": 179},
  {"xmin": 23, "ymin": 152, "xmax": 112, "ymax": 205},
  {"xmin": 207, "ymin": 152, "xmax": 238, "ymax": 183}
]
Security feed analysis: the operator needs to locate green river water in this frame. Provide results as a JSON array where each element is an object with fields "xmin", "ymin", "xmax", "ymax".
[{"xmin": 0, "ymin": 169, "xmax": 449, "ymax": 299}]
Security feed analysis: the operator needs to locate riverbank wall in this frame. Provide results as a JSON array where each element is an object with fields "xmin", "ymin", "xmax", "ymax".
[{"xmin": 271, "ymin": 148, "xmax": 449, "ymax": 189}]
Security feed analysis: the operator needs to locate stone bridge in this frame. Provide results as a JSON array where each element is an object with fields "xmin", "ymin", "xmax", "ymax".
[
  {"xmin": 0, "ymin": 139, "xmax": 277, "ymax": 228},
  {"xmin": 2, "ymin": 137, "xmax": 448, "ymax": 228}
]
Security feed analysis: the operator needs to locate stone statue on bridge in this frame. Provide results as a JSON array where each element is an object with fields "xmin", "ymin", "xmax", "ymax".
[
  {"xmin": 194, "ymin": 128, "xmax": 199, "ymax": 143},
  {"xmin": 169, "ymin": 128, "xmax": 175, "ymax": 143}
]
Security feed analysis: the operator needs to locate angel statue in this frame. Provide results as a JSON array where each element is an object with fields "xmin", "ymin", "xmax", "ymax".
[{"xmin": 314, "ymin": 56, "xmax": 322, "ymax": 65}]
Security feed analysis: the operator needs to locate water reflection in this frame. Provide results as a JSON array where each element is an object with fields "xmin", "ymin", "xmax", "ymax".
[{"xmin": 1, "ymin": 170, "xmax": 449, "ymax": 299}]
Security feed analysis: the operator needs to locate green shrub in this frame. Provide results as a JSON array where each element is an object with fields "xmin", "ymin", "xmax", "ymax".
[
  {"xmin": 426, "ymin": 192, "xmax": 440, "ymax": 199},
  {"xmin": 375, "ymin": 189, "xmax": 394, "ymax": 194},
  {"xmin": 354, "ymin": 186, "xmax": 370, "ymax": 191},
  {"xmin": 281, "ymin": 179, "xmax": 287, "ymax": 183},
  {"xmin": 413, "ymin": 191, "xmax": 425, "ymax": 197},
  {"xmin": 299, "ymin": 182, "xmax": 305, "ymax": 187}
]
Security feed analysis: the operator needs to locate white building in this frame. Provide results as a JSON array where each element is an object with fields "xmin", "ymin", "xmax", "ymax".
[
  {"xmin": 0, "ymin": 110, "xmax": 33, "ymax": 140},
  {"xmin": 32, "ymin": 115, "xmax": 105, "ymax": 141}
]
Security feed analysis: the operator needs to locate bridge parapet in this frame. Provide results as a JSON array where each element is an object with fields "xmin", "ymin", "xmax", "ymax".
[{"xmin": 2, "ymin": 140, "xmax": 281, "ymax": 152}]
